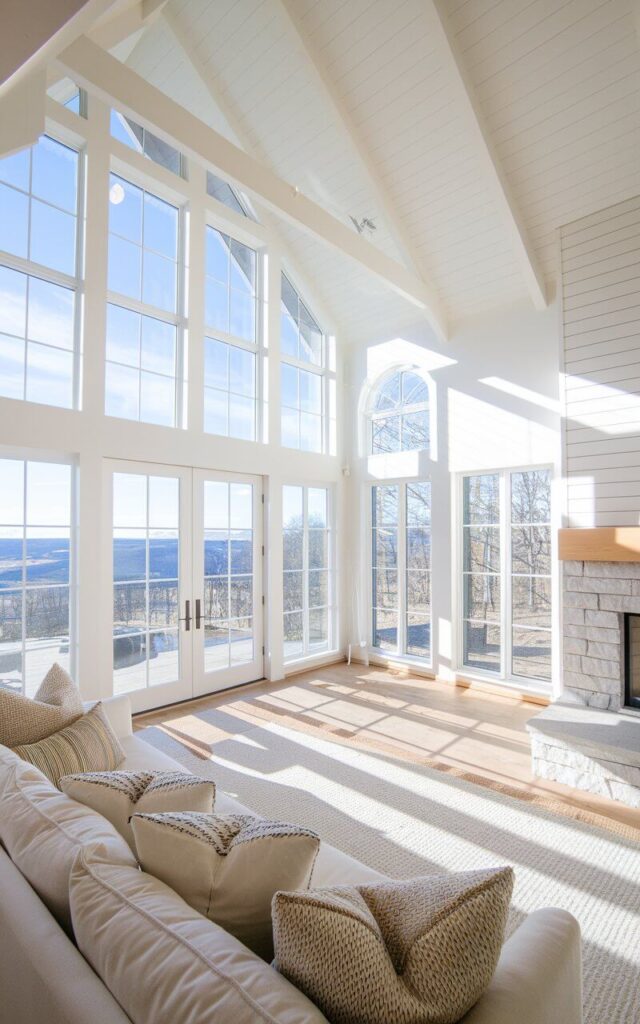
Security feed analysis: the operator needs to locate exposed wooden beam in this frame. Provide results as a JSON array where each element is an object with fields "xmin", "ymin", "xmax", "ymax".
[
  {"xmin": 428, "ymin": 0, "xmax": 547, "ymax": 311},
  {"xmin": 0, "ymin": 69, "xmax": 46, "ymax": 157},
  {"xmin": 89, "ymin": 0, "xmax": 168, "ymax": 51},
  {"xmin": 59, "ymin": 35, "xmax": 446, "ymax": 329},
  {"xmin": 0, "ymin": 0, "xmax": 114, "ymax": 97},
  {"xmin": 275, "ymin": 0, "xmax": 447, "ymax": 339}
]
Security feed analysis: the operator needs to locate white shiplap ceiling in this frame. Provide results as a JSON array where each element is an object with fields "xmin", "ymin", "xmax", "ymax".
[{"xmin": 119, "ymin": 0, "xmax": 640, "ymax": 342}]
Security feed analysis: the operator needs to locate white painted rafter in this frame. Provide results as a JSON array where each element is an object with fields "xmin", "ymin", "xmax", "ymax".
[
  {"xmin": 89, "ymin": 0, "xmax": 168, "ymax": 52},
  {"xmin": 275, "ymin": 0, "xmax": 447, "ymax": 338},
  {"xmin": 59, "ymin": 35, "xmax": 446, "ymax": 332},
  {"xmin": 428, "ymin": 0, "xmax": 547, "ymax": 310}
]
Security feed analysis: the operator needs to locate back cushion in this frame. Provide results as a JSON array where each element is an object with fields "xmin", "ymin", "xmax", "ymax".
[
  {"xmin": 0, "ymin": 744, "xmax": 137, "ymax": 934},
  {"xmin": 70, "ymin": 847, "xmax": 329, "ymax": 1024}
]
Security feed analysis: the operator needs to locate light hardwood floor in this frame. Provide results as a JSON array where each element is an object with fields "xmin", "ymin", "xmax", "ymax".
[{"xmin": 135, "ymin": 661, "xmax": 640, "ymax": 832}]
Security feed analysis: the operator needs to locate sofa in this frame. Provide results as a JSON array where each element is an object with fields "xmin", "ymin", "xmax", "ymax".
[{"xmin": 0, "ymin": 694, "xmax": 583, "ymax": 1024}]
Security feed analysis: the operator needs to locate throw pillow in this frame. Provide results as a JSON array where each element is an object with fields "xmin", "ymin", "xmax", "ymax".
[
  {"xmin": 131, "ymin": 811, "xmax": 320, "ymax": 961},
  {"xmin": 0, "ymin": 743, "xmax": 137, "ymax": 934},
  {"xmin": 12, "ymin": 701, "xmax": 125, "ymax": 787},
  {"xmin": 272, "ymin": 867, "xmax": 514, "ymax": 1024},
  {"xmin": 70, "ymin": 846, "xmax": 329, "ymax": 1024},
  {"xmin": 0, "ymin": 663, "xmax": 83, "ymax": 747},
  {"xmin": 60, "ymin": 770, "xmax": 216, "ymax": 850}
]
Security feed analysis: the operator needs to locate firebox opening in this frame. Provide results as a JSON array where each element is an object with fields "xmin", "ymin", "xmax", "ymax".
[{"xmin": 623, "ymin": 613, "xmax": 640, "ymax": 710}]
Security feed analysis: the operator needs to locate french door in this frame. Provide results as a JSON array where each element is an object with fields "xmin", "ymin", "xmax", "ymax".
[{"xmin": 106, "ymin": 460, "xmax": 263, "ymax": 713}]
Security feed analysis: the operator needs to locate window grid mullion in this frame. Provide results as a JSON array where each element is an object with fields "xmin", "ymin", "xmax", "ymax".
[
  {"xmin": 398, "ymin": 484, "xmax": 407, "ymax": 657},
  {"xmin": 503, "ymin": 471, "xmax": 511, "ymax": 682},
  {"xmin": 303, "ymin": 488, "xmax": 309, "ymax": 655}
]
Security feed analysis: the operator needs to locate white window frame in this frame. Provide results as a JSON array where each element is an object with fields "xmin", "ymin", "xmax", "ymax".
[
  {"xmin": 105, "ymin": 158, "xmax": 188, "ymax": 429},
  {"xmin": 280, "ymin": 269, "xmax": 332, "ymax": 455},
  {"xmin": 367, "ymin": 365, "xmax": 431, "ymax": 457},
  {"xmin": 368, "ymin": 478, "xmax": 432, "ymax": 666},
  {"xmin": 202, "ymin": 219, "xmax": 265, "ymax": 444},
  {"xmin": 0, "ymin": 131, "xmax": 86, "ymax": 410},
  {"xmin": 283, "ymin": 483, "xmax": 336, "ymax": 665},
  {"xmin": 455, "ymin": 464, "xmax": 553, "ymax": 690}
]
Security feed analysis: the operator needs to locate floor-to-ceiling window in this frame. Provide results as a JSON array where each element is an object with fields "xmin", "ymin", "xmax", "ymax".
[
  {"xmin": 281, "ymin": 274, "xmax": 327, "ymax": 453},
  {"xmin": 461, "ymin": 468, "xmax": 552, "ymax": 684},
  {"xmin": 283, "ymin": 485, "xmax": 333, "ymax": 661}
]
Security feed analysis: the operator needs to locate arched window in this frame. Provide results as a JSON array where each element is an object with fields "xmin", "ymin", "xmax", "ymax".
[{"xmin": 369, "ymin": 369, "xmax": 429, "ymax": 454}]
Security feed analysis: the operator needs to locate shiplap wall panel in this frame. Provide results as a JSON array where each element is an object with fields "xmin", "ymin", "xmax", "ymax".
[{"xmin": 561, "ymin": 195, "xmax": 640, "ymax": 527}]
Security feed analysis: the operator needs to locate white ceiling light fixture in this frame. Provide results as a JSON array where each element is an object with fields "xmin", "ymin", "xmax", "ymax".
[
  {"xmin": 350, "ymin": 215, "xmax": 376, "ymax": 236},
  {"xmin": 109, "ymin": 181, "xmax": 125, "ymax": 205}
]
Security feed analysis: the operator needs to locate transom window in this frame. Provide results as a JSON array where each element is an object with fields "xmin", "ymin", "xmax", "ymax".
[
  {"xmin": 371, "ymin": 482, "xmax": 431, "ymax": 660},
  {"xmin": 281, "ymin": 274, "xmax": 325, "ymax": 452},
  {"xmin": 106, "ymin": 173, "xmax": 182, "ymax": 427},
  {"xmin": 110, "ymin": 110, "xmax": 184, "ymax": 177},
  {"xmin": 370, "ymin": 370, "xmax": 429, "ymax": 455},
  {"xmin": 0, "ymin": 459, "xmax": 74, "ymax": 696},
  {"xmin": 0, "ymin": 135, "xmax": 81, "ymax": 409},
  {"xmin": 283, "ymin": 486, "xmax": 332, "ymax": 660},
  {"xmin": 461, "ymin": 468, "xmax": 552, "ymax": 684},
  {"xmin": 204, "ymin": 226, "xmax": 258, "ymax": 441}
]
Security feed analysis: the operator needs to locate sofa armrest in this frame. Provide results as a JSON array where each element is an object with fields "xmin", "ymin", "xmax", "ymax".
[
  {"xmin": 84, "ymin": 695, "xmax": 133, "ymax": 739},
  {"xmin": 461, "ymin": 908, "xmax": 582, "ymax": 1024}
]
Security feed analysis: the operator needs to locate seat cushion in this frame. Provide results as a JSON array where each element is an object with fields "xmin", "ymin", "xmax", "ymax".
[
  {"xmin": 273, "ymin": 867, "xmax": 514, "ymax": 1024},
  {"xmin": 0, "ymin": 744, "xmax": 137, "ymax": 935},
  {"xmin": 12, "ymin": 702, "xmax": 125, "ymax": 787},
  {"xmin": 131, "ymin": 811, "xmax": 319, "ymax": 961},
  {"xmin": 0, "ymin": 663, "xmax": 83, "ymax": 747},
  {"xmin": 70, "ymin": 847, "xmax": 329, "ymax": 1024},
  {"xmin": 60, "ymin": 770, "xmax": 215, "ymax": 850}
]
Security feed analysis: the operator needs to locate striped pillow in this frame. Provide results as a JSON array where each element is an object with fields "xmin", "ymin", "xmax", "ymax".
[{"xmin": 12, "ymin": 702, "xmax": 125, "ymax": 787}]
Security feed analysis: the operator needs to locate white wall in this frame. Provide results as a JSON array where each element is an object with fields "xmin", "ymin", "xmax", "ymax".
[
  {"xmin": 561, "ymin": 195, "xmax": 640, "ymax": 527},
  {"xmin": 344, "ymin": 299, "xmax": 562, "ymax": 688}
]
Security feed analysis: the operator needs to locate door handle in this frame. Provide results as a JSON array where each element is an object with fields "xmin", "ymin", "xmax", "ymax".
[
  {"xmin": 195, "ymin": 598, "xmax": 202, "ymax": 630},
  {"xmin": 180, "ymin": 600, "xmax": 191, "ymax": 631}
]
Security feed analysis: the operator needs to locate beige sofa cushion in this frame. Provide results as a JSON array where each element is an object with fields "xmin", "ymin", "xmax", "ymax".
[
  {"xmin": 0, "ymin": 664, "xmax": 83, "ymax": 747},
  {"xmin": 0, "ymin": 744, "xmax": 137, "ymax": 934},
  {"xmin": 273, "ymin": 867, "xmax": 514, "ymax": 1024},
  {"xmin": 131, "ymin": 811, "xmax": 320, "ymax": 961},
  {"xmin": 70, "ymin": 847, "xmax": 329, "ymax": 1024},
  {"xmin": 12, "ymin": 702, "xmax": 125, "ymax": 786},
  {"xmin": 60, "ymin": 770, "xmax": 215, "ymax": 850}
]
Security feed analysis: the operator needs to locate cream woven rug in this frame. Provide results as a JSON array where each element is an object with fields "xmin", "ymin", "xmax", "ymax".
[{"xmin": 139, "ymin": 717, "xmax": 640, "ymax": 1024}]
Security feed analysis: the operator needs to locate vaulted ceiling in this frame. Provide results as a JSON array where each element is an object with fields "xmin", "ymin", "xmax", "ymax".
[{"xmin": 118, "ymin": 0, "xmax": 640, "ymax": 342}]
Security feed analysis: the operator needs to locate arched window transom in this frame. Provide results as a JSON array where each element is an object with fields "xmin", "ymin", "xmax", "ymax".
[{"xmin": 370, "ymin": 369, "xmax": 429, "ymax": 454}]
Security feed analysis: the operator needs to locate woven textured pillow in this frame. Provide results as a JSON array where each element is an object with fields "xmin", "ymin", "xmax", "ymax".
[
  {"xmin": 60, "ymin": 770, "xmax": 216, "ymax": 850},
  {"xmin": 0, "ymin": 663, "xmax": 83, "ymax": 747},
  {"xmin": 272, "ymin": 867, "xmax": 514, "ymax": 1024},
  {"xmin": 131, "ymin": 811, "xmax": 320, "ymax": 961},
  {"xmin": 13, "ymin": 702, "xmax": 125, "ymax": 787}
]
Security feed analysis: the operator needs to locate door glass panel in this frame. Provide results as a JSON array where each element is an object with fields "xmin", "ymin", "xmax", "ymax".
[
  {"xmin": 202, "ymin": 480, "xmax": 255, "ymax": 672},
  {"xmin": 112, "ymin": 472, "xmax": 180, "ymax": 694}
]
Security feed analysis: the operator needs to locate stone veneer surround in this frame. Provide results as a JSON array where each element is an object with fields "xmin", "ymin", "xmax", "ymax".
[{"xmin": 562, "ymin": 559, "xmax": 640, "ymax": 711}]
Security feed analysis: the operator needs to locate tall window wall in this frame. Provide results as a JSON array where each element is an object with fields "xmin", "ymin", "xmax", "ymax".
[
  {"xmin": 281, "ymin": 274, "xmax": 326, "ymax": 453},
  {"xmin": 0, "ymin": 458, "xmax": 73, "ymax": 695},
  {"xmin": 370, "ymin": 369, "xmax": 429, "ymax": 454},
  {"xmin": 371, "ymin": 482, "xmax": 431, "ymax": 661},
  {"xmin": 283, "ymin": 486, "xmax": 332, "ymax": 660},
  {"xmin": 461, "ymin": 468, "xmax": 552, "ymax": 684},
  {"xmin": 0, "ymin": 135, "xmax": 81, "ymax": 408}
]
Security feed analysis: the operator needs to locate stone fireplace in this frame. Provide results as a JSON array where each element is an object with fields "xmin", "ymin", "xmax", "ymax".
[{"xmin": 526, "ymin": 533, "xmax": 640, "ymax": 810}]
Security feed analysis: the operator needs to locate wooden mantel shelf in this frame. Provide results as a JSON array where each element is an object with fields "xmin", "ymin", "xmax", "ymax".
[{"xmin": 559, "ymin": 528, "xmax": 640, "ymax": 562}]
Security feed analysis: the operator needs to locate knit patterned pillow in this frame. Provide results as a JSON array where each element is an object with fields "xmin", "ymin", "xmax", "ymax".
[
  {"xmin": 272, "ymin": 867, "xmax": 514, "ymax": 1024},
  {"xmin": 60, "ymin": 771, "xmax": 215, "ymax": 851},
  {"xmin": 0, "ymin": 663, "xmax": 84, "ymax": 747},
  {"xmin": 13, "ymin": 702, "xmax": 125, "ymax": 787},
  {"xmin": 131, "ymin": 811, "xmax": 320, "ymax": 962}
]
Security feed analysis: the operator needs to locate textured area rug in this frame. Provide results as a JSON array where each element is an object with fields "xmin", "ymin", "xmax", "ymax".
[{"xmin": 139, "ymin": 717, "xmax": 640, "ymax": 1023}]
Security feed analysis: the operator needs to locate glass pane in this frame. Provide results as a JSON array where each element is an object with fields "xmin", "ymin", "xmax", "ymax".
[
  {"xmin": 141, "ymin": 317, "xmax": 175, "ymax": 376},
  {"xmin": 230, "ymin": 577, "xmax": 252, "ymax": 618},
  {"xmin": 205, "ymin": 278, "xmax": 228, "ymax": 332},
  {"xmin": 299, "ymin": 321, "xmax": 322, "ymax": 365},
  {"xmin": 0, "ymin": 460, "xmax": 24, "ymax": 524},
  {"xmin": 204, "ymin": 387, "xmax": 228, "ymax": 436},
  {"xmin": 205, "ymin": 623, "xmax": 230, "ymax": 671},
  {"xmin": 402, "ymin": 409, "xmax": 428, "ymax": 451},
  {"xmin": 0, "ymin": 590, "xmax": 22, "ymax": 693},
  {"xmin": 464, "ymin": 621, "xmax": 500, "ymax": 673},
  {"xmin": 282, "ymin": 407, "xmax": 299, "ymax": 449},
  {"xmin": 464, "ymin": 526, "xmax": 500, "ymax": 573},
  {"xmin": 105, "ymin": 362, "xmax": 139, "ymax": 420},
  {"xmin": 309, "ymin": 607, "xmax": 328, "ymax": 648},
  {"xmin": 407, "ymin": 613, "xmax": 430, "ymax": 657},
  {"xmin": 26, "ymin": 462, "xmax": 71, "ymax": 525},
  {"xmin": 284, "ymin": 611, "xmax": 303, "ymax": 659},
  {"xmin": 464, "ymin": 574, "xmax": 500, "ymax": 622},
  {"xmin": 372, "ymin": 415, "xmax": 400, "ymax": 454},
  {"xmin": 373, "ymin": 528, "xmax": 397, "ymax": 568},
  {"xmin": 113, "ymin": 582, "xmax": 146, "ymax": 631},
  {"xmin": 106, "ymin": 304, "xmax": 139, "ymax": 367},
  {"xmin": 511, "ymin": 470, "xmax": 551, "ymax": 524},
  {"xmin": 283, "ymin": 530, "xmax": 303, "ymax": 571},
  {"xmin": 30, "ymin": 201, "xmax": 76, "ymax": 274},
  {"xmin": 140, "ymin": 371, "xmax": 175, "ymax": 427},
  {"xmin": 284, "ymin": 571, "xmax": 304, "ymax": 612},
  {"xmin": 0, "ymin": 148, "xmax": 30, "ymax": 191},
  {"xmin": 308, "ymin": 529, "xmax": 328, "ymax": 569},
  {"xmin": 26, "ymin": 529, "xmax": 69, "ymax": 584},
  {"xmin": 230, "ymin": 289, "xmax": 255, "ymax": 342},
  {"xmin": 230, "ymin": 483, "xmax": 252, "ymax": 529},
  {"xmin": 229, "ymin": 395, "xmax": 255, "ymax": 441},
  {"xmin": 512, "ymin": 627, "xmax": 551, "ymax": 681},
  {"xmin": 143, "ymin": 192, "xmax": 177, "ymax": 259},
  {"xmin": 229, "ymin": 346, "xmax": 255, "ymax": 397},
  {"xmin": 142, "ymin": 250, "xmax": 176, "ymax": 313},
  {"xmin": 113, "ymin": 633, "xmax": 147, "ymax": 694},
  {"xmin": 113, "ymin": 474, "xmax": 147, "ymax": 529},
  {"xmin": 24, "ymin": 641, "xmax": 70, "ymax": 697},
  {"xmin": 149, "ymin": 477, "xmax": 179, "ymax": 528},
  {"xmin": 206, "ymin": 228, "xmax": 229, "ymax": 283},
  {"xmin": 108, "ymin": 234, "xmax": 142, "ymax": 300},
  {"xmin": 406, "ymin": 483, "xmax": 430, "ymax": 526},
  {"xmin": 281, "ymin": 311, "xmax": 298, "ymax": 359},
  {"xmin": 300, "ymin": 412, "xmax": 322, "ymax": 453},
  {"xmin": 26, "ymin": 343, "xmax": 73, "ymax": 408},
  {"xmin": 512, "ymin": 576, "xmax": 552, "ymax": 629},
  {"xmin": 205, "ymin": 533, "xmax": 228, "ymax": 575},
  {"xmin": 373, "ymin": 609, "xmax": 397, "ymax": 652},
  {"xmin": 308, "ymin": 488, "xmax": 327, "ymax": 528},
  {"xmin": 283, "ymin": 486, "xmax": 303, "ymax": 529},
  {"xmin": 309, "ymin": 569, "xmax": 328, "ymax": 608},
  {"xmin": 148, "ymin": 629, "xmax": 179, "ymax": 686},
  {"xmin": 374, "ymin": 569, "xmax": 397, "ymax": 609},
  {"xmin": 109, "ymin": 174, "xmax": 142, "ymax": 244},
  {"xmin": 0, "ymin": 334, "xmax": 24, "ymax": 400},
  {"xmin": 463, "ymin": 475, "xmax": 500, "ymax": 525},
  {"xmin": 0, "ymin": 184, "xmax": 28, "ymax": 259},
  {"xmin": 373, "ymin": 373, "xmax": 401, "ymax": 411},
  {"xmin": 204, "ymin": 338, "xmax": 228, "ymax": 390},
  {"xmin": 406, "ymin": 570, "xmax": 430, "ymax": 611},
  {"xmin": 113, "ymin": 529, "xmax": 146, "ymax": 582},
  {"xmin": 204, "ymin": 481, "xmax": 228, "ymax": 529},
  {"xmin": 407, "ymin": 528, "xmax": 430, "ymax": 570},
  {"xmin": 373, "ymin": 485, "xmax": 398, "ymax": 527},
  {"xmin": 0, "ymin": 531, "xmax": 22, "ymax": 589},
  {"xmin": 31, "ymin": 137, "xmax": 77, "ymax": 213},
  {"xmin": 24, "ymin": 585, "xmax": 68, "ymax": 640},
  {"xmin": 281, "ymin": 363, "xmax": 298, "ymax": 408},
  {"xmin": 230, "ymin": 531, "xmax": 252, "ymax": 573},
  {"xmin": 27, "ymin": 278, "xmax": 74, "ymax": 349},
  {"xmin": 149, "ymin": 581, "xmax": 178, "ymax": 626},
  {"xmin": 0, "ymin": 266, "xmax": 27, "ymax": 337},
  {"xmin": 402, "ymin": 371, "xmax": 428, "ymax": 405},
  {"xmin": 230, "ymin": 619, "xmax": 253, "ymax": 665},
  {"xmin": 511, "ymin": 525, "xmax": 551, "ymax": 575}
]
